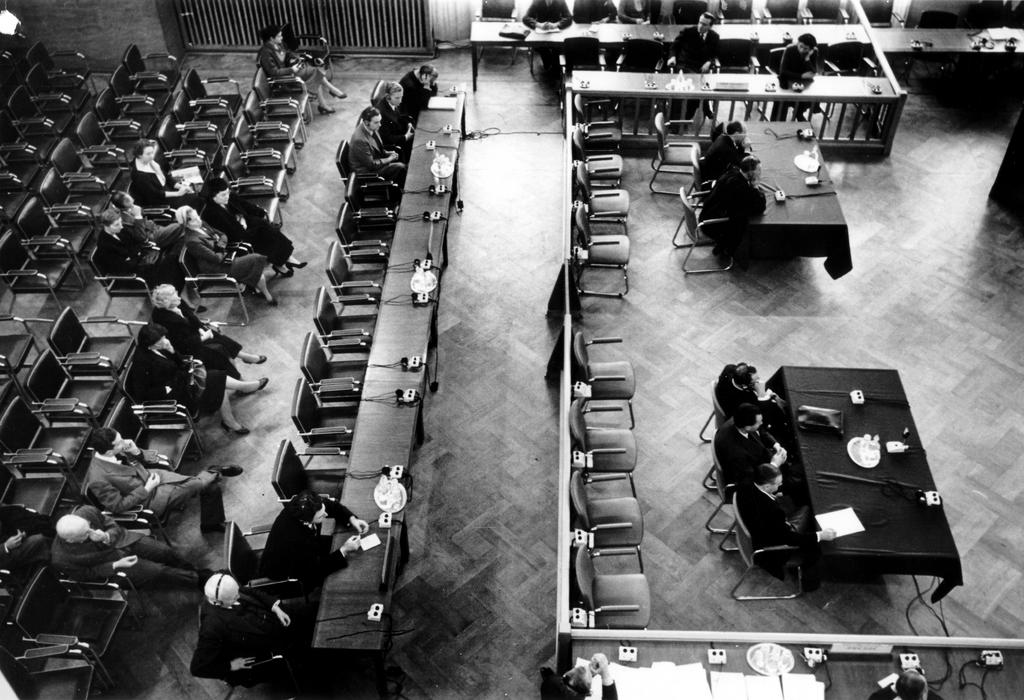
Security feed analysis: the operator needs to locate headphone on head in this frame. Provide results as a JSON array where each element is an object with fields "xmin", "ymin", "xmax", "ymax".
[{"xmin": 287, "ymin": 491, "xmax": 323, "ymax": 523}]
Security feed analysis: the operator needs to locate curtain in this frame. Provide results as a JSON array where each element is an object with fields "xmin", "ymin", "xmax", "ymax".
[{"xmin": 431, "ymin": 0, "xmax": 478, "ymax": 42}]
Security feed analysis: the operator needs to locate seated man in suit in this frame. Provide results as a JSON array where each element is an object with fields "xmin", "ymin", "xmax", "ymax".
[
  {"xmin": 0, "ymin": 505, "xmax": 52, "ymax": 581},
  {"xmin": 867, "ymin": 669, "xmax": 942, "ymax": 700},
  {"xmin": 399, "ymin": 64, "xmax": 439, "ymax": 125},
  {"xmin": 85, "ymin": 427, "xmax": 242, "ymax": 534},
  {"xmin": 52, "ymin": 505, "xmax": 210, "ymax": 588},
  {"xmin": 191, "ymin": 572, "xmax": 315, "ymax": 688},
  {"xmin": 523, "ymin": 0, "xmax": 573, "ymax": 73},
  {"xmin": 714, "ymin": 403, "xmax": 786, "ymax": 485},
  {"xmin": 698, "ymin": 155, "xmax": 766, "ymax": 267},
  {"xmin": 701, "ymin": 121, "xmax": 749, "ymax": 185},
  {"xmin": 259, "ymin": 490, "xmax": 367, "ymax": 597},
  {"xmin": 777, "ymin": 32, "xmax": 819, "ymax": 120},
  {"xmin": 572, "ymin": 0, "xmax": 616, "ymax": 24},
  {"xmin": 349, "ymin": 106, "xmax": 407, "ymax": 186},
  {"xmin": 93, "ymin": 207, "xmax": 182, "ymax": 288},
  {"xmin": 541, "ymin": 652, "xmax": 618, "ymax": 699},
  {"xmin": 715, "ymin": 363, "xmax": 790, "ymax": 441},
  {"xmin": 735, "ymin": 463, "xmax": 835, "ymax": 592},
  {"xmin": 667, "ymin": 11, "xmax": 720, "ymax": 119}
]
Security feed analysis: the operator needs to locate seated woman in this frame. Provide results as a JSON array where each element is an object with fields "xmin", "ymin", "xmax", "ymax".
[
  {"xmin": 257, "ymin": 24, "xmax": 346, "ymax": 114},
  {"xmin": 715, "ymin": 363, "xmax": 791, "ymax": 441},
  {"xmin": 618, "ymin": 0, "xmax": 652, "ymax": 24},
  {"xmin": 200, "ymin": 179, "xmax": 306, "ymax": 278},
  {"xmin": 110, "ymin": 191, "xmax": 185, "ymax": 251},
  {"xmin": 130, "ymin": 323, "xmax": 268, "ymax": 436},
  {"xmin": 373, "ymin": 81, "xmax": 414, "ymax": 163},
  {"xmin": 129, "ymin": 139, "xmax": 204, "ymax": 209},
  {"xmin": 150, "ymin": 284, "xmax": 266, "ymax": 380},
  {"xmin": 178, "ymin": 206, "xmax": 277, "ymax": 306},
  {"xmin": 94, "ymin": 207, "xmax": 184, "ymax": 289}
]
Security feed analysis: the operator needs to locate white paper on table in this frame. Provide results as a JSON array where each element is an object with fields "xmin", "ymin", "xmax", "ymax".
[
  {"xmin": 359, "ymin": 533, "xmax": 381, "ymax": 551},
  {"xmin": 745, "ymin": 674, "xmax": 784, "ymax": 700},
  {"xmin": 781, "ymin": 673, "xmax": 825, "ymax": 700},
  {"xmin": 987, "ymin": 27, "xmax": 1016, "ymax": 40},
  {"xmin": 673, "ymin": 662, "xmax": 713, "ymax": 700},
  {"xmin": 709, "ymin": 671, "xmax": 747, "ymax": 700},
  {"xmin": 170, "ymin": 165, "xmax": 204, "ymax": 186},
  {"xmin": 608, "ymin": 662, "xmax": 670, "ymax": 699},
  {"xmin": 814, "ymin": 507, "xmax": 865, "ymax": 538},
  {"xmin": 427, "ymin": 96, "xmax": 458, "ymax": 110}
]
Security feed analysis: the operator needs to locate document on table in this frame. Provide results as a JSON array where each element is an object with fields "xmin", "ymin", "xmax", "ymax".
[
  {"xmin": 986, "ymin": 27, "xmax": 1016, "ymax": 41},
  {"xmin": 745, "ymin": 674, "xmax": 783, "ymax": 700},
  {"xmin": 427, "ymin": 96, "xmax": 458, "ymax": 110},
  {"xmin": 606, "ymin": 661, "xmax": 712, "ymax": 699},
  {"xmin": 781, "ymin": 673, "xmax": 825, "ymax": 700},
  {"xmin": 709, "ymin": 671, "xmax": 746, "ymax": 700},
  {"xmin": 359, "ymin": 533, "xmax": 381, "ymax": 551},
  {"xmin": 814, "ymin": 507, "xmax": 865, "ymax": 538}
]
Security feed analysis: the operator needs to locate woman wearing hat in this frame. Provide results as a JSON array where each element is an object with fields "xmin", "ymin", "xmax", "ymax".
[
  {"xmin": 178, "ymin": 206, "xmax": 278, "ymax": 306},
  {"xmin": 130, "ymin": 323, "xmax": 268, "ymax": 435},
  {"xmin": 257, "ymin": 23, "xmax": 347, "ymax": 115},
  {"xmin": 201, "ymin": 179, "xmax": 306, "ymax": 278}
]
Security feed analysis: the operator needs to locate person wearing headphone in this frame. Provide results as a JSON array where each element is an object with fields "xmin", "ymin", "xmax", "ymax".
[
  {"xmin": 868, "ymin": 669, "xmax": 942, "ymax": 700},
  {"xmin": 259, "ymin": 490, "xmax": 368, "ymax": 597},
  {"xmin": 190, "ymin": 572, "xmax": 312, "ymax": 687},
  {"xmin": 540, "ymin": 653, "xmax": 618, "ymax": 699}
]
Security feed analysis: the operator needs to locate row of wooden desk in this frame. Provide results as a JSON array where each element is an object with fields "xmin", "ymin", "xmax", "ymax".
[{"xmin": 311, "ymin": 95, "xmax": 465, "ymax": 696}]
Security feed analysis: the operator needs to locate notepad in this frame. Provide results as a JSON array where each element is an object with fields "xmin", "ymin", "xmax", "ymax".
[
  {"xmin": 359, "ymin": 533, "xmax": 381, "ymax": 550},
  {"xmin": 428, "ymin": 96, "xmax": 458, "ymax": 110},
  {"xmin": 814, "ymin": 507, "xmax": 865, "ymax": 538},
  {"xmin": 709, "ymin": 671, "xmax": 746, "ymax": 700},
  {"xmin": 746, "ymin": 675, "xmax": 784, "ymax": 700},
  {"xmin": 781, "ymin": 673, "xmax": 825, "ymax": 700},
  {"xmin": 170, "ymin": 165, "xmax": 204, "ymax": 186}
]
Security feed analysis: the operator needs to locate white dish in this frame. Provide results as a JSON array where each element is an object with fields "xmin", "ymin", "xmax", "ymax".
[
  {"xmin": 410, "ymin": 271, "xmax": 438, "ymax": 294},
  {"xmin": 374, "ymin": 480, "xmax": 408, "ymax": 514},
  {"xmin": 794, "ymin": 154, "xmax": 820, "ymax": 173},
  {"xmin": 746, "ymin": 643, "xmax": 795, "ymax": 676},
  {"xmin": 848, "ymin": 436, "xmax": 881, "ymax": 468}
]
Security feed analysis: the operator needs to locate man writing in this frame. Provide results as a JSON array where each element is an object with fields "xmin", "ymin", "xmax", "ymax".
[
  {"xmin": 735, "ymin": 463, "xmax": 836, "ymax": 592},
  {"xmin": 699, "ymin": 155, "xmax": 766, "ymax": 267},
  {"xmin": 702, "ymin": 121, "xmax": 750, "ymax": 185},
  {"xmin": 399, "ymin": 64, "xmax": 439, "ymax": 124},
  {"xmin": 349, "ymin": 106, "xmax": 406, "ymax": 186},
  {"xmin": 540, "ymin": 652, "xmax": 618, "ymax": 699},
  {"xmin": 84, "ymin": 427, "xmax": 242, "ymax": 534},
  {"xmin": 667, "ymin": 12, "xmax": 720, "ymax": 120},
  {"xmin": 523, "ymin": 0, "xmax": 573, "ymax": 73}
]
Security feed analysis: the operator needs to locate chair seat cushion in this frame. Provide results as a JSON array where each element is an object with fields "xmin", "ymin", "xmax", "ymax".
[
  {"xmin": 0, "ymin": 333, "xmax": 33, "ymax": 372},
  {"xmin": 593, "ymin": 573, "xmax": 651, "ymax": 629},
  {"xmin": 38, "ymin": 426, "xmax": 89, "ymax": 466},
  {"xmin": 585, "ymin": 427, "xmax": 636, "ymax": 472},
  {"xmin": 587, "ymin": 236, "xmax": 630, "ymax": 265},
  {"xmin": 589, "ymin": 497, "xmax": 643, "ymax": 547},
  {"xmin": 587, "ymin": 360, "xmax": 636, "ymax": 398},
  {"xmin": 661, "ymin": 144, "xmax": 695, "ymax": 165},
  {"xmin": 587, "ymin": 190, "xmax": 630, "ymax": 217},
  {"xmin": 82, "ymin": 336, "xmax": 134, "ymax": 372},
  {"xmin": 11, "ymin": 260, "xmax": 72, "ymax": 291},
  {"xmin": 8, "ymin": 476, "xmax": 66, "ymax": 515},
  {"xmin": 138, "ymin": 430, "xmax": 193, "ymax": 468},
  {"xmin": 586, "ymin": 155, "xmax": 623, "ymax": 179}
]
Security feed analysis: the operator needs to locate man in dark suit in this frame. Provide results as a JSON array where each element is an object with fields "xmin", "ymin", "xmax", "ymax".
[
  {"xmin": 702, "ymin": 120, "xmax": 749, "ymax": 184},
  {"xmin": 524, "ymin": 0, "xmax": 573, "ymax": 73},
  {"xmin": 259, "ymin": 490, "xmax": 367, "ymax": 597},
  {"xmin": 541, "ymin": 653, "xmax": 619, "ymax": 699},
  {"xmin": 667, "ymin": 12, "xmax": 719, "ymax": 119},
  {"xmin": 349, "ymin": 106, "xmax": 406, "ymax": 186},
  {"xmin": 572, "ymin": 0, "xmax": 616, "ymax": 24},
  {"xmin": 191, "ymin": 572, "xmax": 315, "ymax": 687},
  {"xmin": 777, "ymin": 32, "xmax": 819, "ymax": 120},
  {"xmin": 399, "ymin": 64, "xmax": 439, "ymax": 124},
  {"xmin": 0, "ymin": 505, "xmax": 51, "ymax": 581},
  {"xmin": 714, "ymin": 402, "xmax": 787, "ymax": 487},
  {"xmin": 52, "ymin": 505, "xmax": 208, "ymax": 587},
  {"xmin": 867, "ymin": 669, "xmax": 942, "ymax": 700},
  {"xmin": 93, "ymin": 207, "xmax": 182, "ymax": 288},
  {"xmin": 698, "ymin": 155, "xmax": 766, "ymax": 266},
  {"xmin": 735, "ymin": 463, "xmax": 835, "ymax": 591}
]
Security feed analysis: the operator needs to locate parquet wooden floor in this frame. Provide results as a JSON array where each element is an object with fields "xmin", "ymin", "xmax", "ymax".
[{"xmin": 5, "ymin": 48, "xmax": 1024, "ymax": 699}]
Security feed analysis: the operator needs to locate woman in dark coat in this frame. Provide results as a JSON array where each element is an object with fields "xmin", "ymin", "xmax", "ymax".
[
  {"xmin": 130, "ymin": 324, "xmax": 268, "ymax": 435},
  {"xmin": 200, "ymin": 179, "xmax": 306, "ymax": 277},
  {"xmin": 256, "ymin": 24, "xmax": 346, "ymax": 114},
  {"xmin": 373, "ymin": 81, "xmax": 414, "ymax": 163},
  {"xmin": 129, "ymin": 139, "xmax": 204, "ymax": 208},
  {"xmin": 150, "ymin": 284, "xmax": 267, "ymax": 379},
  {"xmin": 178, "ymin": 206, "xmax": 277, "ymax": 306}
]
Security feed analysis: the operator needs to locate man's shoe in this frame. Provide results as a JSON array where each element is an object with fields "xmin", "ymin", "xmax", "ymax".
[{"xmin": 208, "ymin": 464, "xmax": 244, "ymax": 478}]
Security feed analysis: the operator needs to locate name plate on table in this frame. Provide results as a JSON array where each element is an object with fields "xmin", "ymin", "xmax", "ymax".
[
  {"xmin": 712, "ymin": 79, "xmax": 750, "ymax": 92},
  {"xmin": 428, "ymin": 96, "xmax": 458, "ymax": 110}
]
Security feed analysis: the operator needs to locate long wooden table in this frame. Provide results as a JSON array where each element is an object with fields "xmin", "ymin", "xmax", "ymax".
[
  {"xmin": 470, "ymin": 21, "xmax": 872, "ymax": 90},
  {"xmin": 768, "ymin": 366, "xmax": 962, "ymax": 601},
  {"xmin": 312, "ymin": 95, "xmax": 465, "ymax": 694},
  {"xmin": 871, "ymin": 25, "xmax": 1024, "ymax": 55}
]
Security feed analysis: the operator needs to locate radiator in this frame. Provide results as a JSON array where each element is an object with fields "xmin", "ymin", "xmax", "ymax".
[{"xmin": 175, "ymin": 0, "xmax": 433, "ymax": 55}]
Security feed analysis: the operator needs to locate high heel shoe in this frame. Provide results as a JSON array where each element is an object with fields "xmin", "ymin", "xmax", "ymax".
[
  {"xmin": 330, "ymin": 88, "xmax": 347, "ymax": 99},
  {"xmin": 285, "ymin": 260, "xmax": 308, "ymax": 270},
  {"xmin": 317, "ymin": 104, "xmax": 336, "ymax": 115},
  {"xmin": 272, "ymin": 266, "xmax": 293, "ymax": 278},
  {"xmin": 221, "ymin": 421, "xmax": 250, "ymax": 436},
  {"xmin": 266, "ymin": 297, "xmax": 279, "ymax": 307},
  {"xmin": 242, "ymin": 355, "xmax": 267, "ymax": 365}
]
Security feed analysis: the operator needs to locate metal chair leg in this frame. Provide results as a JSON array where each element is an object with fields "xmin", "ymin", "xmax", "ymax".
[
  {"xmin": 702, "ymin": 463, "xmax": 717, "ymax": 490},
  {"xmin": 704, "ymin": 499, "xmax": 732, "ymax": 534},
  {"xmin": 698, "ymin": 410, "xmax": 714, "ymax": 443},
  {"xmin": 718, "ymin": 522, "xmax": 738, "ymax": 552},
  {"xmin": 731, "ymin": 563, "xmax": 802, "ymax": 600}
]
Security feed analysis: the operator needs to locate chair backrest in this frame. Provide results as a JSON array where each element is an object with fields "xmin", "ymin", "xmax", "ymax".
[
  {"xmin": 711, "ymin": 378, "xmax": 726, "ymax": 427},
  {"xmin": 122, "ymin": 44, "xmax": 145, "ymax": 75},
  {"xmin": 805, "ymin": 0, "xmax": 841, "ymax": 20},
  {"xmin": 49, "ymin": 138, "xmax": 81, "ymax": 176},
  {"xmin": 573, "ymin": 544, "xmax": 596, "ymax": 609},
  {"xmin": 14, "ymin": 566, "xmax": 69, "ymax": 636},
  {"xmin": 170, "ymin": 90, "xmax": 193, "ymax": 124},
  {"xmin": 26, "ymin": 349, "xmax": 68, "ymax": 402},
  {"xmin": 223, "ymin": 142, "xmax": 244, "ymax": 180},
  {"xmin": 26, "ymin": 41, "xmax": 53, "ymax": 71},
  {"xmin": 6, "ymin": 85, "xmax": 36, "ymax": 119},
  {"xmin": 290, "ymin": 377, "xmax": 319, "ymax": 435},
  {"xmin": 965, "ymin": 0, "xmax": 1008, "ymax": 28},
  {"xmin": 574, "ymin": 161, "xmax": 593, "ymax": 199},
  {"xmin": 720, "ymin": 0, "xmax": 753, "ymax": 21},
  {"xmin": 568, "ymin": 398, "xmax": 588, "ymax": 447},
  {"xmin": 765, "ymin": 0, "xmax": 799, "ymax": 21},
  {"xmin": 75, "ymin": 111, "xmax": 107, "ymax": 149},
  {"xmin": 571, "ymin": 331, "xmax": 591, "ymax": 375},
  {"xmin": 825, "ymin": 41, "xmax": 865, "ymax": 71},
  {"xmin": 183, "ymin": 67, "xmax": 207, "ymax": 101},
  {"xmin": 104, "ymin": 396, "xmax": 144, "ymax": 443},
  {"xmin": 0, "ymin": 396, "xmax": 41, "ymax": 452},
  {"xmin": 712, "ymin": 438, "xmax": 732, "ymax": 504},
  {"xmin": 718, "ymin": 38, "xmax": 753, "ymax": 71},
  {"xmin": 620, "ymin": 39, "xmax": 664, "ymax": 72},
  {"xmin": 0, "ymin": 644, "xmax": 35, "ymax": 697},
  {"xmin": 224, "ymin": 521, "xmax": 259, "ymax": 585},
  {"xmin": 313, "ymin": 287, "xmax": 336, "ymax": 337},
  {"xmin": 24, "ymin": 63, "xmax": 53, "ymax": 97},
  {"xmin": 93, "ymin": 87, "xmax": 119, "ymax": 121},
  {"xmin": 14, "ymin": 197, "xmax": 47, "ymax": 238},
  {"xmin": 731, "ymin": 491, "xmax": 756, "ymax": 567},
  {"xmin": 369, "ymin": 79, "xmax": 386, "ymax": 105},
  {"xmin": 563, "ymin": 37, "xmax": 602, "ymax": 72},
  {"xmin": 573, "ymin": 202, "xmax": 594, "ymax": 248},
  {"xmin": 480, "ymin": 0, "xmax": 516, "ymax": 21},
  {"xmin": 155, "ymin": 114, "xmax": 181, "ymax": 152},
  {"xmin": 231, "ymin": 116, "xmax": 253, "ymax": 150},
  {"xmin": 918, "ymin": 10, "xmax": 958, "ymax": 29},
  {"xmin": 242, "ymin": 90, "xmax": 263, "ymax": 123},
  {"xmin": 49, "ymin": 306, "xmax": 88, "ymax": 357},
  {"xmin": 654, "ymin": 111, "xmax": 669, "ymax": 154},
  {"xmin": 252, "ymin": 67, "xmax": 271, "ymax": 102},
  {"xmin": 108, "ymin": 64, "xmax": 135, "ymax": 97},
  {"xmin": 768, "ymin": 46, "xmax": 785, "ymax": 75},
  {"xmin": 681, "ymin": 192, "xmax": 699, "ymax": 241},
  {"xmin": 571, "ymin": 126, "xmax": 588, "ymax": 160},
  {"xmin": 673, "ymin": 0, "xmax": 708, "ymax": 24},
  {"xmin": 300, "ymin": 331, "xmax": 328, "ymax": 385},
  {"xmin": 568, "ymin": 470, "xmax": 592, "ymax": 529},
  {"xmin": 325, "ymin": 241, "xmax": 351, "ymax": 288},
  {"xmin": 270, "ymin": 439, "xmax": 309, "ymax": 500},
  {"xmin": 860, "ymin": 0, "xmax": 894, "ymax": 26},
  {"xmin": 0, "ymin": 229, "xmax": 28, "ymax": 273},
  {"xmin": 335, "ymin": 139, "xmax": 350, "ymax": 181}
]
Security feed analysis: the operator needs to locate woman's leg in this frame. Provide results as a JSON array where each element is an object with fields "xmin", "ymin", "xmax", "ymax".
[
  {"xmin": 254, "ymin": 273, "xmax": 275, "ymax": 303},
  {"xmin": 237, "ymin": 350, "xmax": 263, "ymax": 363},
  {"xmin": 318, "ymin": 66, "xmax": 346, "ymax": 99},
  {"xmin": 225, "ymin": 376, "xmax": 261, "ymax": 393},
  {"xmin": 219, "ymin": 391, "xmax": 243, "ymax": 430}
]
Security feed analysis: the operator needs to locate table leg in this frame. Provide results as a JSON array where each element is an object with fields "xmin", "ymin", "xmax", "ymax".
[
  {"xmin": 375, "ymin": 652, "xmax": 388, "ymax": 698},
  {"xmin": 472, "ymin": 44, "xmax": 479, "ymax": 91}
]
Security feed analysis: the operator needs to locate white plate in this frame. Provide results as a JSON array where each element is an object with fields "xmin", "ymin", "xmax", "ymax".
[
  {"xmin": 430, "ymin": 162, "xmax": 454, "ymax": 180},
  {"xmin": 848, "ymin": 437, "xmax": 881, "ymax": 468},
  {"xmin": 746, "ymin": 643, "xmax": 795, "ymax": 676},
  {"xmin": 410, "ymin": 271, "xmax": 438, "ymax": 293},
  {"xmin": 374, "ymin": 480, "xmax": 408, "ymax": 514},
  {"xmin": 793, "ymin": 154, "xmax": 820, "ymax": 173}
]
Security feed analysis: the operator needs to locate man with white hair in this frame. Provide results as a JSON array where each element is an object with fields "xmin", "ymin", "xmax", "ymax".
[
  {"xmin": 52, "ymin": 505, "xmax": 209, "ymax": 587},
  {"xmin": 190, "ymin": 572, "xmax": 314, "ymax": 687}
]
